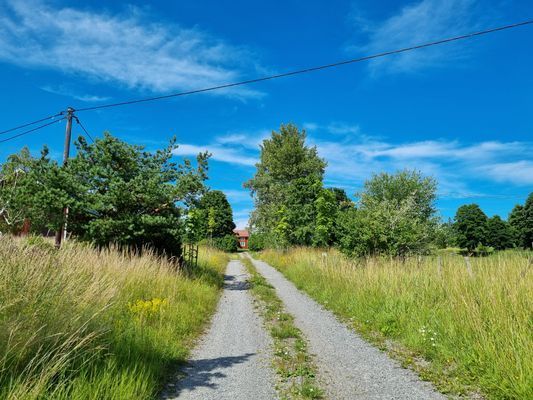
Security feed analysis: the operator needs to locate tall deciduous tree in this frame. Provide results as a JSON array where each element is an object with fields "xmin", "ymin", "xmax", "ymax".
[
  {"xmin": 313, "ymin": 188, "xmax": 338, "ymax": 247},
  {"xmin": 509, "ymin": 204, "xmax": 525, "ymax": 248},
  {"xmin": 245, "ymin": 124, "xmax": 326, "ymax": 246},
  {"xmin": 196, "ymin": 190, "xmax": 235, "ymax": 239},
  {"xmin": 486, "ymin": 215, "xmax": 513, "ymax": 250},
  {"xmin": 454, "ymin": 204, "xmax": 488, "ymax": 251},
  {"xmin": 522, "ymin": 193, "xmax": 533, "ymax": 249}
]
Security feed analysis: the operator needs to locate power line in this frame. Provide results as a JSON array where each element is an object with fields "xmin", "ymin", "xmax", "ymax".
[
  {"xmin": 76, "ymin": 19, "xmax": 533, "ymax": 113},
  {"xmin": 0, "ymin": 113, "xmax": 63, "ymax": 135},
  {"xmin": 0, "ymin": 118, "xmax": 65, "ymax": 144},
  {"xmin": 74, "ymin": 117, "xmax": 95, "ymax": 142}
]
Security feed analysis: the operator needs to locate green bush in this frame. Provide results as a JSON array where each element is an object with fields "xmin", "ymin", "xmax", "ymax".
[
  {"xmin": 23, "ymin": 235, "xmax": 56, "ymax": 252},
  {"xmin": 248, "ymin": 233, "xmax": 267, "ymax": 251},
  {"xmin": 212, "ymin": 234, "xmax": 238, "ymax": 253}
]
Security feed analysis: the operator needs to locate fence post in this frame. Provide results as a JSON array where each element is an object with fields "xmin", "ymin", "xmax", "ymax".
[
  {"xmin": 437, "ymin": 256, "xmax": 442, "ymax": 276},
  {"xmin": 463, "ymin": 256, "xmax": 473, "ymax": 278}
]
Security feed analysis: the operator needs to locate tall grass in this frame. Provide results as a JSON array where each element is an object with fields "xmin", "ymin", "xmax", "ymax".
[
  {"xmin": 0, "ymin": 236, "xmax": 228, "ymax": 399},
  {"xmin": 260, "ymin": 248, "xmax": 532, "ymax": 400}
]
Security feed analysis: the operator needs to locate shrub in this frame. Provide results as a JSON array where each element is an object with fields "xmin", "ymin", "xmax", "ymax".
[
  {"xmin": 212, "ymin": 234, "xmax": 238, "ymax": 252},
  {"xmin": 248, "ymin": 233, "xmax": 267, "ymax": 251}
]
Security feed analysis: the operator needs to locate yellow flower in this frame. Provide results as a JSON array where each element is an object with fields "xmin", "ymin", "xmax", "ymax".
[{"xmin": 128, "ymin": 297, "xmax": 168, "ymax": 321}]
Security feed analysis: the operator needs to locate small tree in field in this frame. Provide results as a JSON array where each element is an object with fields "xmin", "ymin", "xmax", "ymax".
[
  {"xmin": 337, "ymin": 170, "xmax": 437, "ymax": 257},
  {"xmin": 313, "ymin": 188, "xmax": 338, "ymax": 247},
  {"xmin": 434, "ymin": 220, "xmax": 457, "ymax": 248},
  {"xmin": 454, "ymin": 204, "xmax": 488, "ymax": 252}
]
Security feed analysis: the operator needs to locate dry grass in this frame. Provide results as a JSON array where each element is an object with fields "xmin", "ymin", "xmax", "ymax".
[
  {"xmin": 260, "ymin": 248, "xmax": 532, "ymax": 400},
  {"xmin": 0, "ymin": 236, "xmax": 228, "ymax": 399}
]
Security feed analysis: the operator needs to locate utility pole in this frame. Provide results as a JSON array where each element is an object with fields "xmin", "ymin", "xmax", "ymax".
[{"xmin": 55, "ymin": 107, "xmax": 74, "ymax": 249}]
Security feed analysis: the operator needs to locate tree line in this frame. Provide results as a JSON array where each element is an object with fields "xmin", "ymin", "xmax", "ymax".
[
  {"xmin": 439, "ymin": 199, "xmax": 532, "ymax": 253},
  {"xmin": 245, "ymin": 124, "xmax": 532, "ymax": 256},
  {"xmin": 0, "ymin": 133, "xmax": 238, "ymax": 258},
  {"xmin": 1, "ymin": 125, "xmax": 529, "ymax": 258}
]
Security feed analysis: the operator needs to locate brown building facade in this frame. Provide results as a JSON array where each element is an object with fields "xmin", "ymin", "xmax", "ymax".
[{"xmin": 233, "ymin": 229, "xmax": 249, "ymax": 249}]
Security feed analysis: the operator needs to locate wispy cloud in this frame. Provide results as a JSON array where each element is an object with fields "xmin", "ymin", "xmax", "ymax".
[
  {"xmin": 480, "ymin": 161, "xmax": 533, "ymax": 186},
  {"xmin": 173, "ymin": 144, "xmax": 257, "ymax": 166},
  {"xmin": 220, "ymin": 189, "xmax": 253, "ymax": 203},
  {"xmin": 176, "ymin": 124, "xmax": 531, "ymax": 201},
  {"xmin": 215, "ymin": 130, "xmax": 270, "ymax": 150},
  {"xmin": 304, "ymin": 122, "xmax": 361, "ymax": 136},
  {"xmin": 0, "ymin": 0, "xmax": 262, "ymax": 98},
  {"xmin": 351, "ymin": 0, "xmax": 479, "ymax": 74},
  {"xmin": 232, "ymin": 208, "xmax": 252, "ymax": 229},
  {"xmin": 173, "ymin": 129, "xmax": 271, "ymax": 166},
  {"xmin": 40, "ymin": 85, "xmax": 110, "ymax": 102},
  {"xmin": 309, "ymin": 132, "xmax": 532, "ymax": 195}
]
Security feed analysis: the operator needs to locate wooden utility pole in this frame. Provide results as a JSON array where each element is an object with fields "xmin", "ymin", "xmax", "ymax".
[{"xmin": 54, "ymin": 107, "xmax": 74, "ymax": 248}]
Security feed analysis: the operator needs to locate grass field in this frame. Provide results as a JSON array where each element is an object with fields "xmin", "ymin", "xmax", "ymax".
[
  {"xmin": 259, "ymin": 248, "xmax": 532, "ymax": 400},
  {"xmin": 0, "ymin": 236, "xmax": 228, "ymax": 400}
]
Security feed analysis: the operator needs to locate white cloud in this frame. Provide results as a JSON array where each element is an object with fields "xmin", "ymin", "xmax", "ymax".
[
  {"xmin": 215, "ymin": 130, "xmax": 270, "ymax": 150},
  {"xmin": 304, "ymin": 122, "xmax": 361, "ymax": 136},
  {"xmin": 480, "ymin": 161, "xmax": 533, "ymax": 186},
  {"xmin": 232, "ymin": 208, "xmax": 252, "ymax": 229},
  {"xmin": 354, "ymin": 0, "xmax": 478, "ymax": 74},
  {"xmin": 309, "ymin": 134, "xmax": 533, "ymax": 193},
  {"xmin": 0, "ymin": 0, "xmax": 261, "ymax": 97},
  {"xmin": 221, "ymin": 189, "xmax": 252, "ymax": 203},
  {"xmin": 173, "ymin": 144, "xmax": 257, "ymax": 166},
  {"xmin": 173, "ymin": 128, "xmax": 270, "ymax": 166},
  {"xmin": 41, "ymin": 85, "xmax": 110, "ymax": 102}
]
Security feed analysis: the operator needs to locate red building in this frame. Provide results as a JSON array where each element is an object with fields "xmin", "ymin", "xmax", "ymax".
[{"xmin": 233, "ymin": 229, "xmax": 249, "ymax": 249}]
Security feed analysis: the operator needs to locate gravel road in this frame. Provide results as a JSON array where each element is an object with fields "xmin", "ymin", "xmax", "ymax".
[
  {"xmin": 162, "ymin": 260, "xmax": 277, "ymax": 400},
  {"xmin": 249, "ymin": 255, "xmax": 446, "ymax": 400}
]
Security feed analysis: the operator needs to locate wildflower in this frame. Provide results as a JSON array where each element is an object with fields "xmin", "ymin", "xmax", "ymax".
[{"xmin": 128, "ymin": 297, "xmax": 169, "ymax": 321}]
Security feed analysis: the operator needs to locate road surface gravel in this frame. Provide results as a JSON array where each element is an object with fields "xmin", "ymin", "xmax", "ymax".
[
  {"xmin": 162, "ymin": 260, "xmax": 277, "ymax": 400},
  {"xmin": 249, "ymin": 255, "xmax": 445, "ymax": 400}
]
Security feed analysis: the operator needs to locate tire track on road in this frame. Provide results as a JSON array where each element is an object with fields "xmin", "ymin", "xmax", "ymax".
[
  {"xmin": 249, "ymin": 255, "xmax": 445, "ymax": 400},
  {"xmin": 162, "ymin": 260, "xmax": 277, "ymax": 400}
]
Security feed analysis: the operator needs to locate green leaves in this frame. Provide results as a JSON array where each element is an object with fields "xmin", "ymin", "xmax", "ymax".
[
  {"xmin": 0, "ymin": 133, "xmax": 210, "ymax": 257},
  {"xmin": 337, "ymin": 170, "xmax": 438, "ymax": 257},
  {"xmin": 195, "ymin": 190, "xmax": 236, "ymax": 239},
  {"xmin": 245, "ymin": 124, "xmax": 326, "ymax": 247},
  {"xmin": 313, "ymin": 188, "xmax": 338, "ymax": 247},
  {"xmin": 0, "ymin": 146, "xmax": 68, "ymax": 233},
  {"xmin": 509, "ymin": 194, "xmax": 533, "ymax": 249},
  {"xmin": 454, "ymin": 204, "xmax": 489, "ymax": 252}
]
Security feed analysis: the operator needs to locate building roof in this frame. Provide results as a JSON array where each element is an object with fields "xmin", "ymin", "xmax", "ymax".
[{"xmin": 233, "ymin": 229, "xmax": 249, "ymax": 238}]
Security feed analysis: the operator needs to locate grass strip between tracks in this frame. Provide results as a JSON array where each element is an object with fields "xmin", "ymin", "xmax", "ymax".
[{"xmin": 241, "ymin": 255, "xmax": 324, "ymax": 400}]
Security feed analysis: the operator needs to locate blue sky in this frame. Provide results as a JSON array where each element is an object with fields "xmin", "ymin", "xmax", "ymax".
[{"xmin": 0, "ymin": 0, "xmax": 532, "ymax": 228}]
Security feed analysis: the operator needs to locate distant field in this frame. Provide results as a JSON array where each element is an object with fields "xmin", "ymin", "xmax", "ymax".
[
  {"xmin": 260, "ymin": 248, "xmax": 532, "ymax": 400},
  {"xmin": 0, "ymin": 237, "xmax": 228, "ymax": 400}
]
